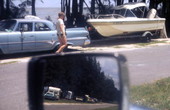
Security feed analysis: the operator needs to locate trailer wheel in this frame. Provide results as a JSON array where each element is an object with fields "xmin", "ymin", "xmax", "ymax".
[
  {"xmin": 141, "ymin": 32, "xmax": 152, "ymax": 43},
  {"xmin": 145, "ymin": 35, "xmax": 151, "ymax": 42}
]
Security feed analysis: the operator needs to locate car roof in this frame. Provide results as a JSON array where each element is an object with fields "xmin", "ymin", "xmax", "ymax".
[
  {"xmin": 13, "ymin": 18, "xmax": 52, "ymax": 23},
  {"xmin": 10, "ymin": 18, "xmax": 55, "ymax": 30}
]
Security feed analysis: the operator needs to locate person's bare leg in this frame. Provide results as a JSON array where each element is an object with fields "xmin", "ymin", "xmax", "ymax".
[
  {"xmin": 56, "ymin": 36, "xmax": 67, "ymax": 53},
  {"xmin": 56, "ymin": 37, "xmax": 63, "ymax": 53}
]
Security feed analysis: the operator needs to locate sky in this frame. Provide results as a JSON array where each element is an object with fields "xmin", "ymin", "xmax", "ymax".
[
  {"xmin": 13, "ymin": 0, "xmax": 149, "ymax": 8},
  {"xmin": 13, "ymin": 0, "xmax": 116, "ymax": 8},
  {"xmin": 13, "ymin": 0, "xmax": 61, "ymax": 8},
  {"xmin": 35, "ymin": 0, "xmax": 61, "ymax": 8}
]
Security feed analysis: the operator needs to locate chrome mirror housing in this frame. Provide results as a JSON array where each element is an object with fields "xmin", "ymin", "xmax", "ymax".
[{"xmin": 28, "ymin": 52, "xmax": 129, "ymax": 110}]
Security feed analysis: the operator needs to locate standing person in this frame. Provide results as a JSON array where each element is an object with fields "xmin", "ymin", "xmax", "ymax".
[{"xmin": 56, "ymin": 12, "xmax": 67, "ymax": 53}]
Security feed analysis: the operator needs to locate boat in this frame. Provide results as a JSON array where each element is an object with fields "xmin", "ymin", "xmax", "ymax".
[{"xmin": 87, "ymin": 2, "xmax": 167, "ymax": 39}]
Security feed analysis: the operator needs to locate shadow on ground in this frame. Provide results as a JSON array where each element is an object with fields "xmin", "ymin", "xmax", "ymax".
[
  {"xmin": 0, "ymin": 48, "xmax": 81, "ymax": 60},
  {"xmin": 86, "ymin": 38, "xmax": 147, "ymax": 47}
]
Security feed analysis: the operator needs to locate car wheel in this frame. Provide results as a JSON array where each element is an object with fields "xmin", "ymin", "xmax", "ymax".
[
  {"xmin": 0, "ymin": 49, "xmax": 4, "ymax": 57},
  {"xmin": 53, "ymin": 45, "xmax": 59, "ymax": 52},
  {"xmin": 63, "ymin": 45, "xmax": 69, "ymax": 52}
]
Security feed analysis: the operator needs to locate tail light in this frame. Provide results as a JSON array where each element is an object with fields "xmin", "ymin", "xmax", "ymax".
[{"xmin": 88, "ymin": 27, "xmax": 93, "ymax": 31}]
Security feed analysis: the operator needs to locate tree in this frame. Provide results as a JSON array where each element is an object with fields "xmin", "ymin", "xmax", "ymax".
[
  {"xmin": 79, "ymin": 0, "xmax": 84, "ymax": 14},
  {"xmin": 44, "ymin": 56, "xmax": 120, "ymax": 102},
  {"xmin": 91, "ymin": 0, "xmax": 95, "ymax": 14},
  {"xmin": 0, "ymin": 0, "xmax": 32, "ymax": 20},
  {"xmin": 117, "ymin": 0, "xmax": 124, "ymax": 5},
  {"xmin": 0, "ymin": 0, "xmax": 5, "ymax": 20},
  {"xmin": 6, "ymin": 0, "xmax": 10, "ymax": 18},
  {"xmin": 31, "ymin": 0, "xmax": 36, "ymax": 15}
]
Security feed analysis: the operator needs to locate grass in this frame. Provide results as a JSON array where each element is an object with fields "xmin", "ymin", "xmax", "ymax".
[
  {"xmin": 44, "ymin": 99, "xmax": 81, "ymax": 103},
  {"xmin": 130, "ymin": 77, "xmax": 170, "ymax": 110},
  {"xmin": 112, "ymin": 45, "xmax": 123, "ymax": 48},
  {"xmin": 44, "ymin": 99, "xmax": 118, "ymax": 110},
  {"xmin": 44, "ymin": 99, "xmax": 100, "ymax": 104},
  {"xmin": 136, "ymin": 40, "xmax": 168, "ymax": 47},
  {"xmin": 110, "ymin": 40, "xmax": 168, "ymax": 49},
  {"xmin": 0, "ymin": 61, "xmax": 18, "ymax": 65}
]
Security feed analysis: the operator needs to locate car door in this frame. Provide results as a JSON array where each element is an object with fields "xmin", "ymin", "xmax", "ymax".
[
  {"xmin": 34, "ymin": 22, "xmax": 56, "ymax": 50},
  {"xmin": 0, "ymin": 20, "xmax": 21, "ymax": 54},
  {"xmin": 7, "ymin": 21, "xmax": 22, "ymax": 53},
  {"xmin": 16, "ymin": 22, "xmax": 35, "ymax": 51},
  {"xmin": 5, "ymin": 31, "xmax": 22, "ymax": 53}
]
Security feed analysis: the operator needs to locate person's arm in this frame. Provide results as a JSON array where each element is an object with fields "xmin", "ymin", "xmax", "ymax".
[{"xmin": 60, "ymin": 23, "xmax": 65, "ymax": 36}]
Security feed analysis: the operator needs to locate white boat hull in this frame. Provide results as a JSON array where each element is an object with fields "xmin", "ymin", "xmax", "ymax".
[{"xmin": 87, "ymin": 18, "xmax": 165, "ymax": 37}]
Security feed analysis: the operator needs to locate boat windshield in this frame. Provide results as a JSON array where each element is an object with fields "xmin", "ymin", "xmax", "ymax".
[
  {"xmin": 0, "ymin": 20, "xmax": 16, "ymax": 32},
  {"xmin": 131, "ymin": 6, "xmax": 147, "ymax": 18},
  {"xmin": 125, "ymin": 10, "xmax": 136, "ymax": 17},
  {"xmin": 113, "ymin": 6, "xmax": 148, "ymax": 18},
  {"xmin": 113, "ymin": 9, "xmax": 126, "ymax": 17}
]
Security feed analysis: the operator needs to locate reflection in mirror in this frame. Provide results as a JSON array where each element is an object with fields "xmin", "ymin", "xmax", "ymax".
[{"xmin": 42, "ymin": 55, "xmax": 120, "ymax": 110}]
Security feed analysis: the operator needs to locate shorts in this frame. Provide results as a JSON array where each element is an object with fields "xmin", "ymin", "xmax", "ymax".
[
  {"xmin": 57, "ymin": 34, "xmax": 64, "ymax": 38},
  {"xmin": 57, "ymin": 33, "xmax": 67, "ymax": 38}
]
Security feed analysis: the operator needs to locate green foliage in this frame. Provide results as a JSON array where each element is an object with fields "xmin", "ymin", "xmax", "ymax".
[
  {"xmin": 0, "ymin": 61, "xmax": 18, "ymax": 65},
  {"xmin": 130, "ymin": 77, "xmax": 170, "ymax": 110},
  {"xmin": 136, "ymin": 41, "xmax": 167, "ymax": 47}
]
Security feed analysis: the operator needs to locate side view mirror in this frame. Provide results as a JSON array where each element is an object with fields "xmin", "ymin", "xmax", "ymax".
[{"xmin": 27, "ymin": 52, "xmax": 129, "ymax": 110}]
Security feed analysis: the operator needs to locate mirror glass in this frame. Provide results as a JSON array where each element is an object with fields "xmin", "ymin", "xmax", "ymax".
[{"xmin": 42, "ymin": 55, "xmax": 120, "ymax": 110}]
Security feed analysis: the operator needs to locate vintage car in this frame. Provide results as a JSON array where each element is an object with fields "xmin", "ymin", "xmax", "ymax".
[
  {"xmin": 44, "ymin": 92, "xmax": 58, "ymax": 100},
  {"xmin": 0, "ymin": 18, "xmax": 90, "ymax": 55}
]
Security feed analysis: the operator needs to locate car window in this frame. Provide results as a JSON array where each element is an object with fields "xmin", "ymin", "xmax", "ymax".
[
  {"xmin": 0, "ymin": 20, "xmax": 16, "ymax": 32},
  {"xmin": 35, "ymin": 22, "xmax": 51, "ymax": 31},
  {"xmin": 16, "ymin": 22, "xmax": 33, "ymax": 32}
]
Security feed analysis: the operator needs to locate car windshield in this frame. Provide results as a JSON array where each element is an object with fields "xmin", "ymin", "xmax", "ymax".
[
  {"xmin": 0, "ymin": 20, "xmax": 16, "ymax": 32},
  {"xmin": 46, "ymin": 93, "xmax": 53, "ymax": 96},
  {"xmin": 46, "ymin": 93, "xmax": 51, "ymax": 95}
]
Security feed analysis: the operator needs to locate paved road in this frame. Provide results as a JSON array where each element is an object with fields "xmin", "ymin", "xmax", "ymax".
[
  {"xmin": 120, "ymin": 45, "xmax": 170, "ymax": 85},
  {"xmin": 0, "ymin": 61, "xmax": 29, "ymax": 110},
  {"xmin": 0, "ymin": 45, "xmax": 170, "ymax": 110}
]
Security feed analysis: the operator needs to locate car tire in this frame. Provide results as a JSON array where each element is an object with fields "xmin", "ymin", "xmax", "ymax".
[
  {"xmin": 53, "ymin": 45, "xmax": 59, "ymax": 52},
  {"xmin": 0, "ymin": 49, "xmax": 3, "ymax": 57}
]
